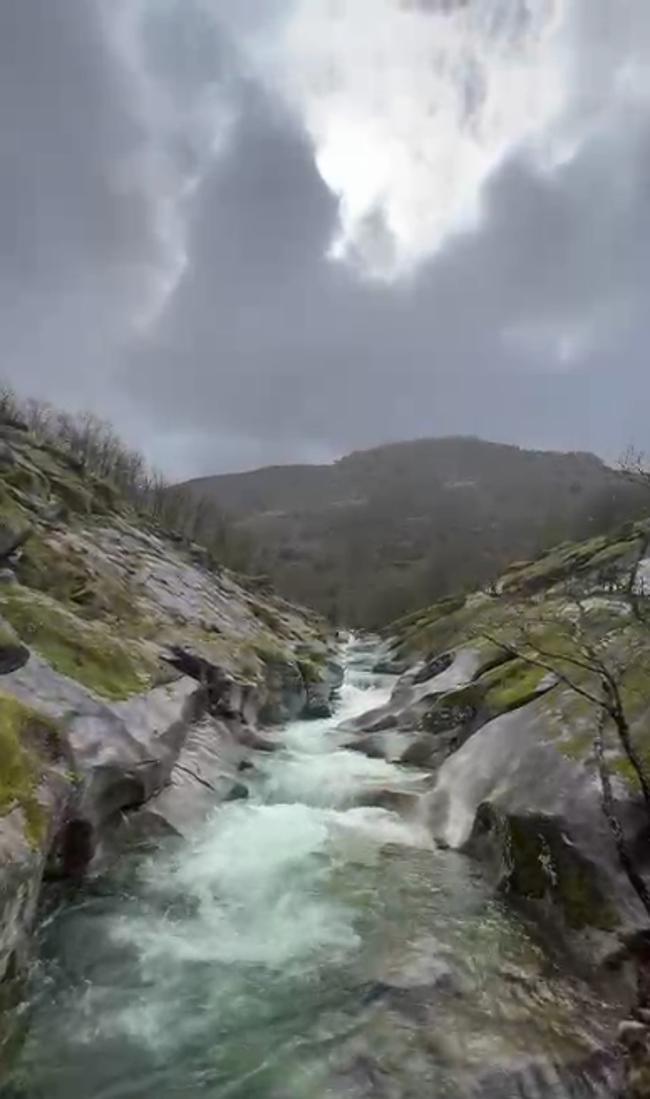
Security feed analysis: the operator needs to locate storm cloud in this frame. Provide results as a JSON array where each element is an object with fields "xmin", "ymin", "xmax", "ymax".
[{"xmin": 2, "ymin": 1, "xmax": 650, "ymax": 475}]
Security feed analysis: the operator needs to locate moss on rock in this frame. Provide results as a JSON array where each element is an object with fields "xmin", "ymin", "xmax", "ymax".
[
  {"xmin": 249, "ymin": 601, "xmax": 284, "ymax": 634},
  {"xmin": 1, "ymin": 460, "xmax": 48, "ymax": 500},
  {"xmin": 47, "ymin": 471, "xmax": 93, "ymax": 515},
  {"xmin": 473, "ymin": 806, "xmax": 619, "ymax": 932},
  {"xmin": 481, "ymin": 658, "xmax": 552, "ymax": 716},
  {"xmin": 0, "ymin": 694, "xmax": 62, "ymax": 847},
  {"xmin": 251, "ymin": 635, "xmax": 293, "ymax": 667},
  {"xmin": 296, "ymin": 656, "xmax": 324, "ymax": 684},
  {"xmin": 500, "ymin": 530, "xmax": 641, "ymax": 596},
  {"xmin": 394, "ymin": 598, "xmax": 474, "ymax": 659},
  {"xmin": 16, "ymin": 535, "xmax": 142, "ymax": 628},
  {"xmin": 389, "ymin": 594, "xmax": 467, "ymax": 637},
  {"xmin": 0, "ymin": 587, "xmax": 153, "ymax": 700}
]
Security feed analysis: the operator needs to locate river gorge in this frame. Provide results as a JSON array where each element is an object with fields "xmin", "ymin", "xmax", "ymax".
[{"xmin": 5, "ymin": 641, "xmax": 624, "ymax": 1099}]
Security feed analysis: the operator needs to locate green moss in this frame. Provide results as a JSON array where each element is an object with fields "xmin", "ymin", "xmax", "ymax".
[
  {"xmin": 554, "ymin": 854, "xmax": 618, "ymax": 932},
  {"xmin": 395, "ymin": 597, "xmax": 474, "ymax": 658},
  {"xmin": 391, "ymin": 594, "xmax": 467, "ymax": 638},
  {"xmin": 17, "ymin": 538, "xmax": 88, "ymax": 603},
  {"xmin": 0, "ymin": 485, "xmax": 31, "ymax": 531},
  {"xmin": 88, "ymin": 475, "xmax": 120, "ymax": 514},
  {"xmin": 250, "ymin": 601, "xmax": 284, "ymax": 633},
  {"xmin": 1, "ymin": 460, "xmax": 48, "ymax": 499},
  {"xmin": 499, "ymin": 531, "xmax": 640, "ymax": 596},
  {"xmin": 251, "ymin": 635, "xmax": 292, "ymax": 666},
  {"xmin": 0, "ymin": 693, "xmax": 61, "ymax": 847},
  {"xmin": 481, "ymin": 659, "xmax": 551, "ymax": 715},
  {"xmin": 587, "ymin": 539, "xmax": 638, "ymax": 570},
  {"xmin": 47, "ymin": 472, "xmax": 93, "ymax": 515},
  {"xmin": 0, "ymin": 620, "xmax": 19, "ymax": 649},
  {"xmin": 621, "ymin": 656, "xmax": 650, "ymax": 718},
  {"xmin": 0, "ymin": 587, "xmax": 152, "ymax": 700},
  {"xmin": 421, "ymin": 686, "xmax": 480, "ymax": 734},
  {"xmin": 16, "ymin": 535, "xmax": 144, "ymax": 629},
  {"xmin": 610, "ymin": 746, "xmax": 650, "ymax": 794},
  {"xmin": 17, "ymin": 443, "xmax": 120, "ymax": 514},
  {"xmin": 161, "ymin": 625, "xmax": 263, "ymax": 683},
  {"xmin": 296, "ymin": 656, "xmax": 324, "ymax": 684},
  {"xmin": 505, "ymin": 816, "xmax": 618, "ymax": 931},
  {"xmin": 507, "ymin": 818, "xmax": 548, "ymax": 898},
  {"xmin": 558, "ymin": 730, "xmax": 595, "ymax": 762}
]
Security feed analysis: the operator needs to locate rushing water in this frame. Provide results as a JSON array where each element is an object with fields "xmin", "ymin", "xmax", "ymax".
[{"xmin": 6, "ymin": 641, "xmax": 622, "ymax": 1098}]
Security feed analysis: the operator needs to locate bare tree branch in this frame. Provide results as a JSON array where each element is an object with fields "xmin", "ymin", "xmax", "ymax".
[
  {"xmin": 480, "ymin": 632, "xmax": 606, "ymax": 709},
  {"xmin": 594, "ymin": 707, "xmax": 650, "ymax": 917}
]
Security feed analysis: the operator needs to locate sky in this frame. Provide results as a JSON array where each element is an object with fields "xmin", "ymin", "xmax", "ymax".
[{"xmin": 2, "ymin": 0, "xmax": 650, "ymax": 477}]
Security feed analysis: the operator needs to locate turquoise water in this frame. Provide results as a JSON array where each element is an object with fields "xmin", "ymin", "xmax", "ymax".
[{"xmin": 6, "ymin": 644, "xmax": 621, "ymax": 1098}]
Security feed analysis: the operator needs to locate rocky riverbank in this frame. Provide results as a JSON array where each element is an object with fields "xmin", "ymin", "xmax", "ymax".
[
  {"xmin": 0, "ymin": 419, "xmax": 341, "ymax": 1023},
  {"xmin": 4, "ymin": 413, "xmax": 650, "ymax": 1095},
  {"xmin": 2, "ymin": 641, "xmax": 632, "ymax": 1099},
  {"xmin": 343, "ymin": 527, "xmax": 650, "ymax": 1093}
]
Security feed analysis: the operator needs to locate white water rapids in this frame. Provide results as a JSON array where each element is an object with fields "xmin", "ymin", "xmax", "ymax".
[{"xmin": 8, "ymin": 641, "xmax": 622, "ymax": 1098}]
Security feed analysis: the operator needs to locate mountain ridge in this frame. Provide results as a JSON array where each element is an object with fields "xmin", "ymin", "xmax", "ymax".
[{"xmin": 178, "ymin": 435, "xmax": 644, "ymax": 627}]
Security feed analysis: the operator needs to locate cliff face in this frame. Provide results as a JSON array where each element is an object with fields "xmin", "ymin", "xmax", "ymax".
[
  {"xmin": 0, "ymin": 419, "xmax": 338, "ymax": 987},
  {"xmin": 178, "ymin": 436, "xmax": 646, "ymax": 627}
]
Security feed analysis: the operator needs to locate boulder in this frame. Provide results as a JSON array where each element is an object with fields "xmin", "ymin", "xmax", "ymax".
[
  {"xmin": 302, "ymin": 655, "xmax": 344, "ymax": 718},
  {"xmin": 352, "ymin": 647, "xmax": 486, "ymax": 735},
  {"xmin": 122, "ymin": 715, "xmax": 248, "ymax": 841},
  {"xmin": 303, "ymin": 681, "xmax": 334, "ymax": 719},
  {"xmin": 0, "ymin": 694, "xmax": 72, "ymax": 982},
  {"xmin": 259, "ymin": 657, "xmax": 307, "ymax": 724},
  {"xmin": 400, "ymin": 730, "xmax": 463, "ymax": 769},
  {"xmin": 347, "ymin": 709, "xmax": 398, "ymax": 735},
  {"xmin": 349, "ymin": 732, "xmax": 398, "ymax": 760},
  {"xmin": 0, "ymin": 654, "xmax": 202, "ymax": 870},
  {"xmin": 412, "ymin": 650, "xmax": 454, "ymax": 685},
  {"xmin": 427, "ymin": 688, "xmax": 650, "ymax": 966}
]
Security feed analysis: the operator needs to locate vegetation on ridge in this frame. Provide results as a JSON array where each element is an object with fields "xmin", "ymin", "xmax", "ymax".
[
  {"xmin": 0, "ymin": 384, "xmax": 251, "ymax": 573},
  {"xmin": 0, "ymin": 383, "xmax": 332, "ymax": 709},
  {"xmin": 178, "ymin": 435, "xmax": 650, "ymax": 627},
  {"xmin": 387, "ymin": 487, "xmax": 650, "ymax": 925}
]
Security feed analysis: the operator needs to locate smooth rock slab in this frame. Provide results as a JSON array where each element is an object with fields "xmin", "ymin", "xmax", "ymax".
[
  {"xmin": 1, "ymin": 654, "xmax": 202, "ymax": 855},
  {"xmin": 427, "ymin": 687, "xmax": 650, "ymax": 966},
  {"xmin": 125, "ymin": 715, "xmax": 247, "ymax": 840}
]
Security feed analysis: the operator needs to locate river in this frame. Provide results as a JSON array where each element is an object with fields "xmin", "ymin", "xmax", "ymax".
[{"xmin": 5, "ymin": 640, "xmax": 622, "ymax": 1098}]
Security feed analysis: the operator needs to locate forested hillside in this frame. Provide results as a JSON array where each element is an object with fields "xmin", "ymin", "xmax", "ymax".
[{"xmin": 179, "ymin": 437, "xmax": 647, "ymax": 626}]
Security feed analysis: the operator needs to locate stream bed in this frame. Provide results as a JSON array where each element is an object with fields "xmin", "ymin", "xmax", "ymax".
[{"xmin": 5, "ymin": 641, "xmax": 623, "ymax": 1098}]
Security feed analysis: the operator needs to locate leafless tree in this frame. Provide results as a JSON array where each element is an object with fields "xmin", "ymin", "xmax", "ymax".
[
  {"xmin": 0, "ymin": 379, "xmax": 252, "ymax": 572},
  {"xmin": 482, "ymin": 594, "xmax": 650, "ymax": 917}
]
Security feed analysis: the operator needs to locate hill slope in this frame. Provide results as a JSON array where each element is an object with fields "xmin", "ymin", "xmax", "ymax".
[
  {"xmin": 180, "ymin": 436, "xmax": 645, "ymax": 626},
  {"xmin": 0, "ymin": 410, "xmax": 338, "ymax": 1020}
]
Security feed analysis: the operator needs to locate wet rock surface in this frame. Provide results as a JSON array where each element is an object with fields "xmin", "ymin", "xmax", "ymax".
[{"xmin": 5, "ymin": 644, "xmax": 629, "ymax": 1099}]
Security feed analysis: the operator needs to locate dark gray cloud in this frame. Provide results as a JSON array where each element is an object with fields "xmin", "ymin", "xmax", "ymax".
[
  {"xmin": 124, "ymin": 84, "xmax": 650, "ymax": 473},
  {"xmin": 2, "ymin": 1, "xmax": 650, "ymax": 475},
  {"xmin": 0, "ymin": 0, "xmax": 157, "ymax": 402}
]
